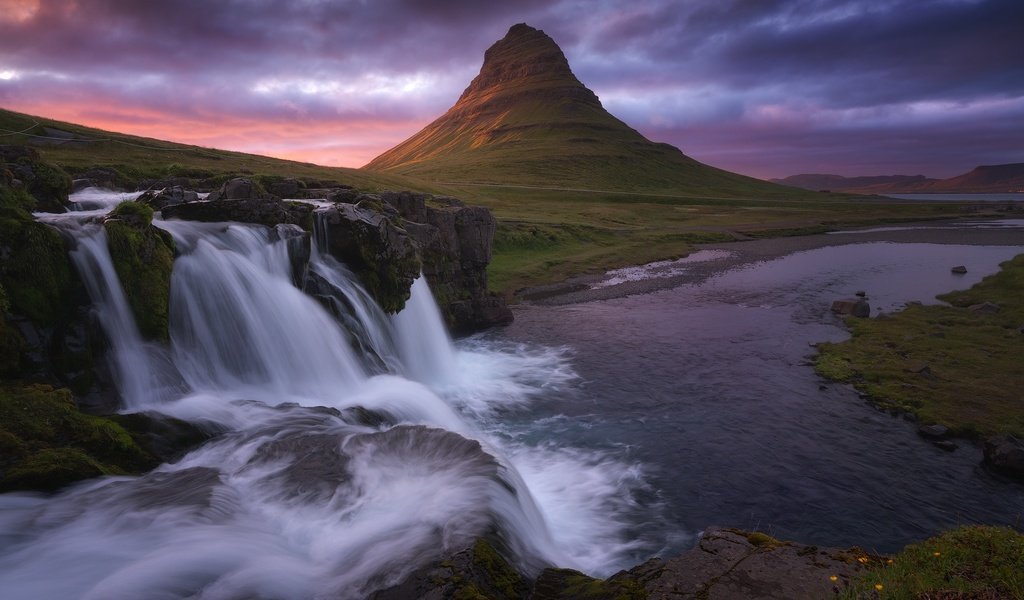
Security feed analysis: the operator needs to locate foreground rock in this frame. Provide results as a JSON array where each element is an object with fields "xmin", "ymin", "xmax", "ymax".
[
  {"xmin": 377, "ymin": 527, "xmax": 877, "ymax": 599},
  {"xmin": 1, "ymin": 145, "xmax": 72, "ymax": 213},
  {"xmin": 626, "ymin": 528, "xmax": 875, "ymax": 599}
]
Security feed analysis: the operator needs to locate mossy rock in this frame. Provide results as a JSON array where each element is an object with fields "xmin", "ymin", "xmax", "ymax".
[
  {"xmin": 532, "ymin": 568, "xmax": 647, "ymax": 600},
  {"xmin": 104, "ymin": 203, "xmax": 175, "ymax": 341},
  {"xmin": 25, "ymin": 160, "xmax": 72, "ymax": 212},
  {"xmin": 0, "ymin": 191, "xmax": 78, "ymax": 326},
  {"xmin": 0, "ymin": 383, "xmax": 159, "ymax": 492}
]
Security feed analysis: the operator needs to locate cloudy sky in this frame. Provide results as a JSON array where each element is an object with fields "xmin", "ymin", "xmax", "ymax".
[{"xmin": 1, "ymin": 0, "xmax": 1022, "ymax": 179}]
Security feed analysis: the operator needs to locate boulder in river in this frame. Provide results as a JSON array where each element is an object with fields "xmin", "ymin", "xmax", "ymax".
[
  {"xmin": 951, "ymin": 265, "xmax": 968, "ymax": 274},
  {"xmin": 984, "ymin": 436, "xmax": 1024, "ymax": 478},
  {"xmin": 830, "ymin": 298, "xmax": 870, "ymax": 318}
]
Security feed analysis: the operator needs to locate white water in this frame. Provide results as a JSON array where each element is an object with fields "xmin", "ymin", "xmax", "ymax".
[{"xmin": 2, "ymin": 191, "xmax": 650, "ymax": 599}]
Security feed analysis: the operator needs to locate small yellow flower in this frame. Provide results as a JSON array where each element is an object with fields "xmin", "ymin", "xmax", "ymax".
[
  {"xmin": 858, "ymin": 556, "xmax": 869, "ymax": 563},
  {"xmin": 933, "ymin": 551, "xmax": 941, "ymax": 557},
  {"xmin": 875, "ymin": 583, "xmax": 884, "ymax": 591},
  {"xmin": 886, "ymin": 559, "xmax": 893, "ymax": 564},
  {"xmin": 829, "ymin": 575, "xmax": 838, "ymax": 582}
]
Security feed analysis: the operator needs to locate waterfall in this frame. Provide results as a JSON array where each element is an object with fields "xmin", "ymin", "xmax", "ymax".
[
  {"xmin": 48, "ymin": 218, "xmax": 182, "ymax": 408},
  {"xmin": 391, "ymin": 275, "xmax": 458, "ymax": 384},
  {"xmin": 2, "ymin": 191, "xmax": 649, "ymax": 599}
]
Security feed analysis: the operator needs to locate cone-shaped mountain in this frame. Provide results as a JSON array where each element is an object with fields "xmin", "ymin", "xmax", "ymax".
[{"xmin": 366, "ymin": 24, "xmax": 798, "ymax": 197}]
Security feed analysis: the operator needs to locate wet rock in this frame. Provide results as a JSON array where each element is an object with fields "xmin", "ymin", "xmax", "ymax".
[
  {"xmin": 138, "ymin": 185, "xmax": 198, "ymax": 210},
  {"xmin": 317, "ymin": 203, "xmax": 421, "ymax": 313},
  {"xmin": 629, "ymin": 527, "xmax": 878, "ymax": 599},
  {"xmin": 984, "ymin": 436, "xmax": 1024, "ymax": 478},
  {"xmin": 162, "ymin": 193, "xmax": 313, "ymax": 229},
  {"xmin": 831, "ymin": 298, "xmax": 870, "ymax": 318},
  {"xmin": 917, "ymin": 424, "xmax": 949, "ymax": 439},
  {"xmin": 951, "ymin": 265, "xmax": 968, "ymax": 274},
  {"xmin": 933, "ymin": 440, "xmax": 958, "ymax": 451},
  {"xmin": 371, "ymin": 539, "xmax": 527, "ymax": 600},
  {"xmin": 855, "ymin": 290, "xmax": 866, "ymax": 297},
  {"xmin": 968, "ymin": 301, "xmax": 1000, "ymax": 314},
  {"xmin": 104, "ymin": 201, "xmax": 176, "ymax": 340}
]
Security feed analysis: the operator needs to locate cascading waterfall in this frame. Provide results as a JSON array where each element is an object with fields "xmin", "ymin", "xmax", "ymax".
[{"xmin": 0, "ymin": 190, "xmax": 652, "ymax": 599}]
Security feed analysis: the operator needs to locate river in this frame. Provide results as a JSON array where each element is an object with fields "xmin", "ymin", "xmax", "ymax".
[{"xmin": 1, "ymin": 191, "xmax": 1022, "ymax": 598}]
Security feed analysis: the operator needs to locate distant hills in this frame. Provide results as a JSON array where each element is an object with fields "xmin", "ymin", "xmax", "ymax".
[
  {"xmin": 773, "ymin": 163, "xmax": 1024, "ymax": 194},
  {"xmin": 366, "ymin": 24, "xmax": 805, "ymax": 198}
]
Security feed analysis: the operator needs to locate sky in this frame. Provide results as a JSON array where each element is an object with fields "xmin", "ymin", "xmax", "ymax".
[{"xmin": 1, "ymin": 0, "xmax": 1022, "ymax": 180}]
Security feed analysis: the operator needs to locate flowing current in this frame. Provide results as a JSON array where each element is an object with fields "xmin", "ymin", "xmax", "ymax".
[{"xmin": 0, "ymin": 190, "xmax": 653, "ymax": 599}]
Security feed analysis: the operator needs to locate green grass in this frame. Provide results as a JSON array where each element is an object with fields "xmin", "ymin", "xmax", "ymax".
[
  {"xmin": 3, "ymin": 107, "xmax": 1010, "ymax": 296},
  {"xmin": 0, "ymin": 108, "xmax": 439, "ymax": 193},
  {"xmin": 816, "ymin": 254, "xmax": 1024, "ymax": 437},
  {"xmin": 842, "ymin": 526, "xmax": 1024, "ymax": 599}
]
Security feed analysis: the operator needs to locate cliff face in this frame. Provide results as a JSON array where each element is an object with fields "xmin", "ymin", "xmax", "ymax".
[
  {"xmin": 380, "ymin": 190, "xmax": 512, "ymax": 333},
  {"xmin": 164, "ymin": 178, "xmax": 511, "ymax": 333}
]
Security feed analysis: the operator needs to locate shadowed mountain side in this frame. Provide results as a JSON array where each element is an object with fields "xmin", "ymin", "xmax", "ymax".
[
  {"xmin": 365, "ymin": 24, "xmax": 808, "ymax": 198},
  {"xmin": 776, "ymin": 163, "xmax": 1024, "ymax": 194}
]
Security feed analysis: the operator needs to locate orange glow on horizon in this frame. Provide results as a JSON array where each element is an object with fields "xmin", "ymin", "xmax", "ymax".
[{"xmin": 5, "ymin": 100, "xmax": 426, "ymax": 169}]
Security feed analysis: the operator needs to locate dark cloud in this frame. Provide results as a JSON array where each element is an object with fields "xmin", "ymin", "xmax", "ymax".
[{"xmin": 0, "ymin": 0, "xmax": 1021, "ymax": 176}]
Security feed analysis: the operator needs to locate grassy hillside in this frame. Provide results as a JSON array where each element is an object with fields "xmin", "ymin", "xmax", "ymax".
[
  {"xmin": 0, "ymin": 108, "xmax": 436, "ymax": 193},
  {"xmin": 2, "ymin": 107, "xmax": 1003, "ymax": 297}
]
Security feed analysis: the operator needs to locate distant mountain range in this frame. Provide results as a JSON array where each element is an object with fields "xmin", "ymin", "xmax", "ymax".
[
  {"xmin": 772, "ymin": 163, "xmax": 1024, "ymax": 194},
  {"xmin": 366, "ymin": 24, "xmax": 805, "ymax": 198}
]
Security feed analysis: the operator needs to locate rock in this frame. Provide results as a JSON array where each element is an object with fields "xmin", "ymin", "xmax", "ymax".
[
  {"xmin": 314, "ymin": 203, "xmax": 421, "ymax": 313},
  {"xmin": 1, "ymin": 145, "xmax": 72, "ymax": 212},
  {"xmin": 138, "ymin": 186, "xmax": 198, "ymax": 210},
  {"xmin": 268, "ymin": 178, "xmax": 301, "ymax": 198},
  {"xmin": 104, "ymin": 201, "xmax": 176, "ymax": 340},
  {"xmin": 383, "ymin": 191, "xmax": 512, "ymax": 332},
  {"xmin": 933, "ymin": 440, "xmax": 958, "ymax": 451},
  {"xmin": 917, "ymin": 424, "xmax": 949, "ymax": 439},
  {"xmin": 73, "ymin": 166, "xmax": 126, "ymax": 191},
  {"xmin": 951, "ymin": 265, "xmax": 968, "ymax": 274},
  {"xmin": 968, "ymin": 301, "xmax": 1000, "ymax": 314},
  {"xmin": 371, "ymin": 539, "xmax": 527, "ymax": 600},
  {"xmin": 162, "ymin": 194, "xmax": 313, "ymax": 229},
  {"xmin": 222, "ymin": 177, "xmax": 267, "ymax": 200},
  {"xmin": 855, "ymin": 290, "xmax": 866, "ymax": 297},
  {"xmin": 630, "ymin": 527, "xmax": 878, "ymax": 599},
  {"xmin": 984, "ymin": 436, "xmax": 1024, "ymax": 478},
  {"xmin": 830, "ymin": 298, "xmax": 870, "ymax": 318}
]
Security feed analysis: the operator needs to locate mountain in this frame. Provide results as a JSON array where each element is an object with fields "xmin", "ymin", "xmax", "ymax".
[
  {"xmin": 365, "ymin": 24, "xmax": 805, "ymax": 198},
  {"xmin": 775, "ymin": 163, "xmax": 1024, "ymax": 194},
  {"xmin": 770, "ymin": 174, "xmax": 935, "ymax": 191}
]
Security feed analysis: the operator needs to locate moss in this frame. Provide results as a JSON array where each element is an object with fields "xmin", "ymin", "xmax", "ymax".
[
  {"xmin": 104, "ymin": 217, "xmax": 175, "ymax": 340},
  {"xmin": 0, "ymin": 383, "xmax": 158, "ymax": 492},
  {"xmin": 469, "ymin": 538, "xmax": 527, "ymax": 600},
  {"xmin": 25, "ymin": 159, "xmax": 72, "ymax": 212},
  {"xmin": 745, "ymin": 531, "xmax": 782, "ymax": 548},
  {"xmin": 815, "ymin": 254, "xmax": 1024, "ymax": 437},
  {"xmin": 110, "ymin": 199, "xmax": 154, "ymax": 225},
  {"xmin": 842, "ymin": 526, "xmax": 1024, "ymax": 599},
  {"xmin": 0, "ymin": 196, "xmax": 77, "ymax": 325},
  {"xmin": 534, "ymin": 568, "xmax": 647, "ymax": 600}
]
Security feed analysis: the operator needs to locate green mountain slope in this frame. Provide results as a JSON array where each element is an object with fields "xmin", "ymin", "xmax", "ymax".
[
  {"xmin": 365, "ymin": 24, "xmax": 808, "ymax": 198},
  {"xmin": 0, "ymin": 107, "xmax": 433, "ymax": 193}
]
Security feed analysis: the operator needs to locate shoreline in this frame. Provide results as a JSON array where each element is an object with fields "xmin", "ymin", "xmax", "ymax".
[{"xmin": 513, "ymin": 219, "xmax": 1024, "ymax": 306}]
